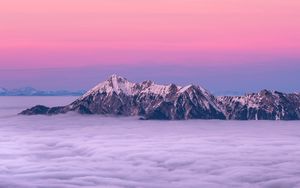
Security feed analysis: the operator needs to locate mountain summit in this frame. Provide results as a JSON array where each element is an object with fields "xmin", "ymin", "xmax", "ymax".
[
  {"xmin": 20, "ymin": 74, "xmax": 225, "ymax": 120},
  {"xmin": 83, "ymin": 74, "xmax": 137, "ymax": 96},
  {"xmin": 20, "ymin": 75, "xmax": 300, "ymax": 120}
]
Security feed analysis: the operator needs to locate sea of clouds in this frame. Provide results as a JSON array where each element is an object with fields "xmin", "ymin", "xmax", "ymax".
[{"xmin": 0, "ymin": 97, "xmax": 300, "ymax": 188}]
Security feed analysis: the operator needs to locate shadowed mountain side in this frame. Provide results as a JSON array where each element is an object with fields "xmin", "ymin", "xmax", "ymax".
[{"xmin": 20, "ymin": 75, "xmax": 300, "ymax": 120}]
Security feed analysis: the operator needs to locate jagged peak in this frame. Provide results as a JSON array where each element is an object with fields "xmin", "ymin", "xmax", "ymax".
[
  {"xmin": 258, "ymin": 89, "xmax": 273, "ymax": 95},
  {"xmin": 107, "ymin": 74, "xmax": 128, "ymax": 82},
  {"xmin": 168, "ymin": 84, "xmax": 178, "ymax": 93},
  {"xmin": 179, "ymin": 84, "xmax": 195, "ymax": 92},
  {"xmin": 256, "ymin": 89, "xmax": 286, "ymax": 98},
  {"xmin": 139, "ymin": 82, "xmax": 179, "ymax": 96},
  {"xmin": 140, "ymin": 80, "xmax": 154, "ymax": 88},
  {"xmin": 82, "ymin": 75, "xmax": 211, "ymax": 98},
  {"xmin": 179, "ymin": 84, "xmax": 210, "ymax": 95},
  {"xmin": 256, "ymin": 89, "xmax": 285, "ymax": 96},
  {"xmin": 82, "ymin": 74, "xmax": 136, "ymax": 97},
  {"xmin": 245, "ymin": 89, "xmax": 274, "ymax": 97}
]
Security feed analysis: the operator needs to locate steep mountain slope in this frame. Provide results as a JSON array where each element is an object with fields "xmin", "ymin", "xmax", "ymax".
[
  {"xmin": 218, "ymin": 90, "xmax": 300, "ymax": 120},
  {"xmin": 20, "ymin": 75, "xmax": 225, "ymax": 120},
  {"xmin": 20, "ymin": 75, "xmax": 300, "ymax": 120}
]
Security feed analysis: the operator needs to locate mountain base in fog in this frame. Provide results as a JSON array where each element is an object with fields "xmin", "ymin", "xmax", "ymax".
[{"xmin": 20, "ymin": 75, "xmax": 300, "ymax": 120}]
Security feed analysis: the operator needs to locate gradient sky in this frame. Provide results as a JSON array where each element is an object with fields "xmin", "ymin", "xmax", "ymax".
[{"xmin": 0, "ymin": 0, "xmax": 299, "ymax": 93}]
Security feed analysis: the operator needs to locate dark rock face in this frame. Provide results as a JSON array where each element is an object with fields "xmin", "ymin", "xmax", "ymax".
[
  {"xmin": 143, "ymin": 85, "xmax": 225, "ymax": 120},
  {"xmin": 20, "ymin": 105, "xmax": 66, "ymax": 115},
  {"xmin": 137, "ymin": 85, "xmax": 226, "ymax": 120},
  {"xmin": 20, "ymin": 75, "xmax": 300, "ymax": 120},
  {"xmin": 20, "ymin": 75, "xmax": 225, "ymax": 120},
  {"xmin": 69, "ymin": 92, "xmax": 134, "ymax": 115},
  {"xmin": 20, "ymin": 105, "xmax": 50, "ymax": 115},
  {"xmin": 218, "ymin": 90, "xmax": 300, "ymax": 120}
]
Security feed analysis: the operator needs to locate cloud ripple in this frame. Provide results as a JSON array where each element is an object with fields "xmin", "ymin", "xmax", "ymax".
[{"xmin": 0, "ymin": 114, "xmax": 300, "ymax": 188}]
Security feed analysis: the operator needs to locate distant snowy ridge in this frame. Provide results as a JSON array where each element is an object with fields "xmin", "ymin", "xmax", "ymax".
[
  {"xmin": 0, "ymin": 87, "xmax": 84, "ymax": 96},
  {"xmin": 20, "ymin": 75, "xmax": 300, "ymax": 120},
  {"xmin": 218, "ymin": 90, "xmax": 300, "ymax": 120}
]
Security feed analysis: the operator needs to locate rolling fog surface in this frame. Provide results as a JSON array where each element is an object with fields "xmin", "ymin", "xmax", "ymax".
[{"xmin": 0, "ymin": 97, "xmax": 300, "ymax": 188}]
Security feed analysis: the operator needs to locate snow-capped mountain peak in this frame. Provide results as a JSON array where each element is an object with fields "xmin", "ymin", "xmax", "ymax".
[
  {"xmin": 217, "ymin": 89, "xmax": 300, "ymax": 120},
  {"xmin": 66, "ymin": 75, "xmax": 225, "ymax": 119},
  {"xmin": 21, "ymin": 75, "xmax": 300, "ymax": 120},
  {"xmin": 139, "ymin": 82, "xmax": 180, "ymax": 97},
  {"xmin": 83, "ymin": 74, "xmax": 137, "ymax": 97},
  {"xmin": 179, "ymin": 84, "xmax": 193, "ymax": 92},
  {"xmin": 108, "ymin": 74, "xmax": 128, "ymax": 83},
  {"xmin": 83, "ymin": 75, "xmax": 185, "ymax": 98}
]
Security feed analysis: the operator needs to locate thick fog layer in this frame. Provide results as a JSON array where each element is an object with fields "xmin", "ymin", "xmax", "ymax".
[{"xmin": 0, "ymin": 97, "xmax": 300, "ymax": 188}]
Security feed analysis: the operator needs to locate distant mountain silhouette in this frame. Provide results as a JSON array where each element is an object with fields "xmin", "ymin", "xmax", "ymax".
[{"xmin": 0, "ymin": 87, "xmax": 84, "ymax": 96}]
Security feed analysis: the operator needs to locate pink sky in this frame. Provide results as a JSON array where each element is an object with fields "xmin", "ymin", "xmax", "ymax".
[{"xmin": 0, "ymin": 0, "xmax": 300, "ymax": 69}]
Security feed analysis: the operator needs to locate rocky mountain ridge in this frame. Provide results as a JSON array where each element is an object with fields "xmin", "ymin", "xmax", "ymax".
[
  {"xmin": 218, "ymin": 90, "xmax": 300, "ymax": 120},
  {"xmin": 20, "ymin": 75, "xmax": 300, "ymax": 120}
]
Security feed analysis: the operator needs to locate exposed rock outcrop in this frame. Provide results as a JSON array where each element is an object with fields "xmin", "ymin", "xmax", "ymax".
[{"xmin": 20, "ymin": 75, "xmax": 300, "ymax": 120}]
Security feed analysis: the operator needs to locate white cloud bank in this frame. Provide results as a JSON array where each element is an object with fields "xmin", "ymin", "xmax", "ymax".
[{"xmin": 0, "ymin": 97, "xmax": 300, "ymax": 188}]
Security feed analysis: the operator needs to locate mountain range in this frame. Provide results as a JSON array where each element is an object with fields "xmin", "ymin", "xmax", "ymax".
[
  {"xmin": 0, "ymin": 87, "xmax": 84, "ymax": 96},
  {"xmin": 20, "ymin": 74, "xmax": 300, "ymax": 120}
]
